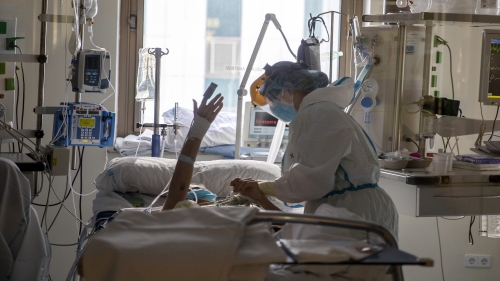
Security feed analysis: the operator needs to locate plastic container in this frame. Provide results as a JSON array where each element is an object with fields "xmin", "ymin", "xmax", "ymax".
[
  {"xmin": 428, "ymin": 153, "xmax": 453, "ymax": 173},
  {"xmin": 409, "ymin": 0, "xmax": 477, "ymax": 14}
]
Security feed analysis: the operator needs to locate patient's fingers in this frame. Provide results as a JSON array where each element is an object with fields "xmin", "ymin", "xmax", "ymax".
[
  {"xmin": 230, "ymin": 178, "xmax": 241, "ymax": 186},
  {"xmin": 230, "ymin": 177, "xmax": 255, "ymax": 187},
  {"xmin": 232, "ymin": 181, "xmax": 262, "ymax": 201},
  {"xmin": 197, "ymin": 94, "xmax": 224, "ymax": 123},
  {"xmin": 192, "ymin": 99, "xmax": 198, "ymax": 114},
  {"xmin": 208, "ymin": 93, "xmax": 223, "ymax": 107}
]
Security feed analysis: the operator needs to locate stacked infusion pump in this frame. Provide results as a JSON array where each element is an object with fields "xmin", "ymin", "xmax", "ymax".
[
  {"xmin": 71, "ymin": 49, "xmax": 111, "ymax": 93},
  {"xmin": 52, "ymin": 50, "xmax": 115, "ymax": 148}
]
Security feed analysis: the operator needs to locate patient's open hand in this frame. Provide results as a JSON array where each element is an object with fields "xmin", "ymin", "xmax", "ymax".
[{"xmin": 193, "ymin": 93, "xmax": 224, "ymax": 123}]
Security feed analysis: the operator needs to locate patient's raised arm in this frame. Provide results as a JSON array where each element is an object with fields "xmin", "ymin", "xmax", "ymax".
[{"xmin": 162, "ymin": 93, "xmax": 223, "ymax": 210}]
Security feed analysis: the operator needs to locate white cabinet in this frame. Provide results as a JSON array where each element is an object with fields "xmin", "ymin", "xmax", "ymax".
[{"xmin": 379, "ymin": 169, "xmax": 500, "ymax": 217}]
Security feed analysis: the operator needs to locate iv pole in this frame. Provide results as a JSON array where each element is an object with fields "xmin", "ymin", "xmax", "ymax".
[
  {"xmin": 234, "ymin": 14, "xmax": 290, "ymax": 159},
  {"xmin": 149, "ymin": 48, "xmax": 168, "ymax": 157}
]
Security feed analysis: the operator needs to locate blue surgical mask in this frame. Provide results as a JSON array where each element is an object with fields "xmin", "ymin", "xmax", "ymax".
[
  {"xmin": 186, "ymin": 188, "xmax": 217, "ymax": 202},
  {"xmin": 270, "ymin": 101, "xmax": 297, "ymax": 122}
]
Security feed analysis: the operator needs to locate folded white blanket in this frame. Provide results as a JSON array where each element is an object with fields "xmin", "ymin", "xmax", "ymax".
[
  {"xmin": 82, "ymin": 208, "xmax": 286, "ymax": 281},
  {"xmin": 114, "ymin": 137, "xmax": 152, "ymax": 157},
  {"xmin": 123, "ymin": 134, "xmax": 152, "ymax": 147}
]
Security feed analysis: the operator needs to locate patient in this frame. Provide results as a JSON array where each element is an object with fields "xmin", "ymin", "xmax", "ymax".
[{"xmin": 162, "ymin": 93, "xmax": 224, "ymax": 210}]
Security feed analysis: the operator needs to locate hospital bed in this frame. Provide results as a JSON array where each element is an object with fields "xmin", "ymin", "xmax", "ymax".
[
  {"xmin": 67, "ymin": 208, "xmax": 432, "ymax": 281},
  {"xmin": 66, "ymin": 157, "xmax": 432, "ymax": 281}
]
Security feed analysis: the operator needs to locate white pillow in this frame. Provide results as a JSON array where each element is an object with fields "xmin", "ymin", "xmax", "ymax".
[{"xmin": 94, "ymin": 157, "xmax": 281, "ymax": 196}]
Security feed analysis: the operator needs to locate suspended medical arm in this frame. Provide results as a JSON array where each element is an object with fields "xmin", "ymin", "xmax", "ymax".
[
  {"xmin": 426, "ymin": 116, "xmax": 500, "ymax": 138},
  {"xmin": 235, "ymin": 14, "xmax": 292, "ymax": 159},
  {"xmin": 345, "ymin": 16, "xmax": 373, "ymax": 115}
]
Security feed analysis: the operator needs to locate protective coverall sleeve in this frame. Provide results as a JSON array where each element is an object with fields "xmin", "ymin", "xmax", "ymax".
[{"xmin": 274, "ymin": 106, "xmax": 355, "ymax": 203}]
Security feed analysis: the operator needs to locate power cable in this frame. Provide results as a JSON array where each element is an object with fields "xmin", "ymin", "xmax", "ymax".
[
  {"xmin": 79, "ymin": 147, "xmax": 85, "ymax": 234},
  {"xmin": 32, "ymin": 152, "xmax": 83, "ymax": 207},
  {"xmin": 488, "ymin": 106, "xmax": 500, "ymax": 141},
  {"xmin": 469, "ymin": 216, "xmax": 475, "ymax": 245},
  {"xmin": 436, "ymin": 218, "xmax": 445, "ymax": 281},
  {"xmin": 13, "ymin": 45, "xmax": 26, "ymax": 152}
]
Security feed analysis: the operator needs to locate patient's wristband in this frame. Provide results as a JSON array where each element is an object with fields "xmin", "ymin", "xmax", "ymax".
[
  {"xmin": 258, "ymin": 181, "xmax": 276, "ymax": 197},
  {"xmin": 186, "ymin": 114, "xmax": 210, "ymax": 140},
  {"xmin": 178, "ymin": 154, "xmax": 196, "ymax": 165}
]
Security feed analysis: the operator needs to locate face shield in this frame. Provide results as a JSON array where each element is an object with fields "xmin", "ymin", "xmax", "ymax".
[
  {"xmin": 250, "ymin": 74, "xmax": 297, "ymax": 123},
  {"xmin": 249, "ymin": 61, "xmax": 329, "ymax": 123}
]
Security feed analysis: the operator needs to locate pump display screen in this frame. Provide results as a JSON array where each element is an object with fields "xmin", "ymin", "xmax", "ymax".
[
  {"xmin": 488, "ymin": 38, "xmax": 500, "ymax": 99},
  {"xmin": 248, "ymin": 108, "xmax": 288, "ymax": 139},
  {"xmin": 85, "ymin": 55, "xmax": 100, "ymax": 70},
  {"xmin": 83, "ymin": 54, "xmax": 101, "ymax": 87},
  {"xmin": 79, "ymin": 118, "xmax": 95, "ymax": 128}
]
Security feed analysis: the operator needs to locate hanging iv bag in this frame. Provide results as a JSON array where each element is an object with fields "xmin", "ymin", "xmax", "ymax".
[{"xmin": 135, "ymin": 48, "xmax": 156, "ymax": 100}]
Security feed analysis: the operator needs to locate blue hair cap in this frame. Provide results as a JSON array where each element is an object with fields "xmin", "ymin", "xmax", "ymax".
[{"xmin": 259, "ymin": 61, "xmax": 329, "ymax": 100}]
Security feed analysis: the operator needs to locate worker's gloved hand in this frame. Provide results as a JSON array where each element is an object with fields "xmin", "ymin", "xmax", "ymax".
[
  {"xmin": 231, "ymin": 178, "xmax": 276, "ymax": 202},
  {"xmin": 187, "ymin": 93, "xmax": 224, "ymax": 140}
]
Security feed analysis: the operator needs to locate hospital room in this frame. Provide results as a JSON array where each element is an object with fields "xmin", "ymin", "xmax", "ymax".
[{"xmin": 3, "ymin": 0, "xmax": 500, "ymax": 280}]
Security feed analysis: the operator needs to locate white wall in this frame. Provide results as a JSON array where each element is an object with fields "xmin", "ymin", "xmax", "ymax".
[{"xmin": 0, "ymin": 0, "xmax": 119, "ymax": 280}]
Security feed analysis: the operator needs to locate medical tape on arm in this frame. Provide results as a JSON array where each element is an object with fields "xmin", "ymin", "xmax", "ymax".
[
  {"xmin": 258, "ymin": 181, "xmax": 276, "ymax": 196},
  {"xmin": 178, "ymin": 154, "xmax": 196, "ymax": 165},
  {"xmin": 186, "ymin": 114, "xmax": 210, "ymax": 141}
]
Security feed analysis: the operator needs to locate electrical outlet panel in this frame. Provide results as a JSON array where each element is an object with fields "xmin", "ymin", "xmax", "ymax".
[
  {"xmin": 42, "ymin": 145, "xmax": 71, "ymax": 176},
  {"xmin": 0, "ymin": 17, "xmax": 17, "ymax": 129},
  {"xmin": 465, "ymin": 254, "xmax": 492, "ymax": 268}
]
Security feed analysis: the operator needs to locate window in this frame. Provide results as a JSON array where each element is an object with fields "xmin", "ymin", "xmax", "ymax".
[{"xmin": 118, "ymin": 0, "xmax": 351, "ymax": 136}]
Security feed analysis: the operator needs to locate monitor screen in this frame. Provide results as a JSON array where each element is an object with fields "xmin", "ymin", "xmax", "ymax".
[
  {"xmin": 248, "ymin": 110, "xmax": 289, "ymax": 139},
  {"xmin": 243, "ymin": 102, "xmax": 289, "ymax": 148},
  {"xmin": 480, "ymin": 30, "xmax": 500, "ymax": 105},
  {"xmin": 487, "ymin": 38, "xmax": 500, "ymax": 99}
]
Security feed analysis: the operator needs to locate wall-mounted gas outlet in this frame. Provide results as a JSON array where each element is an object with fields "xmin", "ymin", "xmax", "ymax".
[{"xmin": 465, "ymin": 254, "xmax": 491, "ymax": 268}]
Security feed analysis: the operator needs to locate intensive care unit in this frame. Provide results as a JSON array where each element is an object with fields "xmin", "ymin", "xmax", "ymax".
[{"xmin": 4, "ymin": 0, "xmax": 500, "ymax": 281}]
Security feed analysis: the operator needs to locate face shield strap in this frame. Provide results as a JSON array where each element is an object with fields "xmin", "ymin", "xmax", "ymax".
[{"xmin": 263, "ymin": 63, "xmax": 274, "ymax": 76}]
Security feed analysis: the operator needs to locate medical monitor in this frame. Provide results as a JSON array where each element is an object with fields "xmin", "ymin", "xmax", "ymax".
[
  {"xmin": 479, "ymin": 29, "xmax": 500, "ymax": 106},
  {"xmin": 242, "ymin": 102, "xmax": 288, "ymax": 149}
]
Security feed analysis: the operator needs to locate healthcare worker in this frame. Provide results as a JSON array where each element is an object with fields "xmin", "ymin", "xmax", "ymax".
[{"xmin": 231, "ymin": 61, "xmax": 398, "ymax": 239}]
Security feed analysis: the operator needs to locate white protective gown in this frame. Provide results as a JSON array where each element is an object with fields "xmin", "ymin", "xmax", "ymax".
[
  {"xmin": 274, "ymin": 85, "xmax": 399, "ymax": 239},
  {"xmin": 0, "ymin": 157, "xmax": 51, "ymax": 281}
]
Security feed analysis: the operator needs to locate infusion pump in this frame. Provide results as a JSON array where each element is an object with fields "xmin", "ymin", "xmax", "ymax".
[
  {"xmin": 52, "ymin": 102, "xmax": 115, "ymax": 147},
  {"xmin": 71, "ymin": 49, "xmax": 111, "ymax": 93}
]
